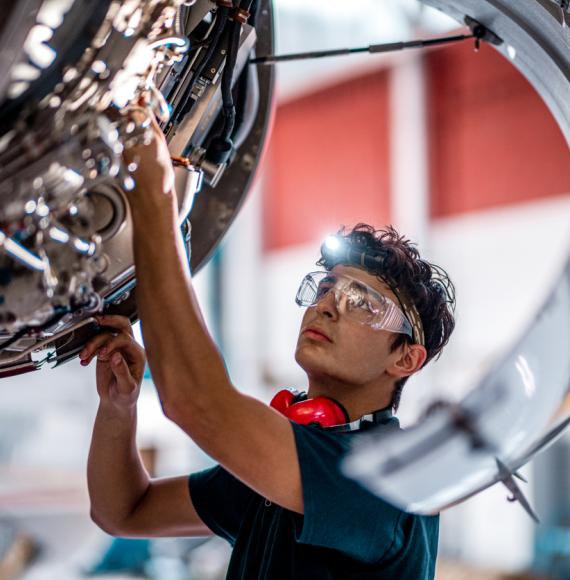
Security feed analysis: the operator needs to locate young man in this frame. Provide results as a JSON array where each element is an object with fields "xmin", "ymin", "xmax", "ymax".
[{"xmin": 83, "ymin": 113, "xmax": 455, "ymax": 579}]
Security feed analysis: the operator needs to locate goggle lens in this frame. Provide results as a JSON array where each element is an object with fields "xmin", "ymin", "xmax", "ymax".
[{"xmin": 296, "ymin": 272, "xmax": 413, "ymax": 339}]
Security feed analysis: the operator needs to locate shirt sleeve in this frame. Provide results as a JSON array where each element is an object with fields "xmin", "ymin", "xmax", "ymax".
[
  {"xmin": 292, "ymin": 421, "xmax": 405, "ymax": 563},
  {"xmin": 188, "ymin": 465, "xmax": 259, "ymax": 545}
]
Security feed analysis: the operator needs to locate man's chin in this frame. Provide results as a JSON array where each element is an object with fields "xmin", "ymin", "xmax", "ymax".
[{"xmin": 295, "ymin": 345, "xmax": 333, "ymax": 376}]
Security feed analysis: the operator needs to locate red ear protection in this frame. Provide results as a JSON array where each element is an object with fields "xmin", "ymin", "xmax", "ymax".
[{"xmin": 269, "ymin": 388, "xmax": 350, "ymax": 428}]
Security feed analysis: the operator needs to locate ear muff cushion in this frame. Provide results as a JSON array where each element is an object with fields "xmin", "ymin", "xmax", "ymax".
[
  {"xmin": 282, "ymin": 396, "xmax": 350, "ymax": 428},
  {"xmin": 269, "ymin": 389, "xmax": 301, "ymax": 414},
  {"xmin": 270, "ymin": 390, "xmax": 350, "ymax": 427}
]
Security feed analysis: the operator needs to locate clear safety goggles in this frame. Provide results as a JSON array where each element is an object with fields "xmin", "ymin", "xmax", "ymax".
[{"xmin": 296, "ymin": 271, "xmax": 413, "ymax": 338}]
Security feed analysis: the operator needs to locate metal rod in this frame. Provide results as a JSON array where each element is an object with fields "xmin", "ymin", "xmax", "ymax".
[
  {"xmin": 0, "ymin": 316, "xmax": 97, "ymax": 365},
  {"xmin": 0, "ymin": 230, "xmax": 47, "ymax": 272},
  {"xmin": 250, "ymin": 33, "xmax": 475, "ymax": 65}
]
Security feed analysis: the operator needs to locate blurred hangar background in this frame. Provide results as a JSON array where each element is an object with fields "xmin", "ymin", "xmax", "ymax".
[{"xmin": 1, "ymin": 1, "xmax": 570, "ymax": 578}]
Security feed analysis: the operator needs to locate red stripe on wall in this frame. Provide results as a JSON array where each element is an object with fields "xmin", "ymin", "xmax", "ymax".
[
  {"xmin": 427, "ymin": 42, "xmax": 570, "ymax": 218},
  {"xmin": 263, "ymin": 71, "xmax": 391, "ymax": 251}
]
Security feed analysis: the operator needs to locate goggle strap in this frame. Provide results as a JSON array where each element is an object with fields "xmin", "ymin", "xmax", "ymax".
[
  {"xmin": 374, "ymin": 305, "xmax": 412, "ymax": 337},
  {"xmin": 380, "ymin": 275, "xmax": 425, "ymax": 346}
]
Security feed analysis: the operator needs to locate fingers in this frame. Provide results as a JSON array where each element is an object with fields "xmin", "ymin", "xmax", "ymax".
[
  {"xmin": 80, "ymin": 332, "xmax": 115, "ymax": 365},
  {"xmin": 109, "ymin": 352, "xmax": 140, "ymax": 406},
  {"xmin": 81, "ymin": 333, "xmax": 140, "ymax": 366},
  {"xmin": 130, "ymin": 105, "xmax": 161, "ymax": 132},
  {"xmin": 96, "ymin": 314, "xmax": 134, "ymax": 337},
  {"xmin": 127, "ymin": 107, "xmax": 166, "ymax": 149},
  {"xmin": 99, "ymin": 333, "xmax": 141, "ymax": 362},
  {"xmin": 109, "ymin": 353, "xmax": 137, "ymax": 394},
  {"xmin": 127, "ymin": 107, "xmax": 160, "ymax": 142},
  {"xmin": 121, "ymin": 108, "xmax": 175, "ymax": 203},
  {"xmin": 148, "ymin": 113, "xmax": 164, "ymax": 139},
  {"xmin": 79, "ymin": 316, "xmax": 137, "ymax": 365},
  {"xmin": 129, "ymin": 107, "xmax": 152, "ymax": 128}
]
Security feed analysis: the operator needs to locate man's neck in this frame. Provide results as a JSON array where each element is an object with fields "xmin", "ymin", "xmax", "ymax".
[{"xmin": 306, "ymin": 374, "xmax": 393, "ymax": 421}]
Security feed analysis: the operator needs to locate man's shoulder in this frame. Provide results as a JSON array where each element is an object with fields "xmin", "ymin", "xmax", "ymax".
[{"xmin": 290, "ymin": 416, "xmax": 401, "ymax": 456}]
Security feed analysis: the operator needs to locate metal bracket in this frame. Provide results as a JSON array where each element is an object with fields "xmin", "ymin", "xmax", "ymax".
[
  {"xmin": 495, "ymin": 458, "xmax": 540, "ymax": 523},
  {"xmin": 465, "ymin": 15, "xmax": 504, "ymax": 51}
]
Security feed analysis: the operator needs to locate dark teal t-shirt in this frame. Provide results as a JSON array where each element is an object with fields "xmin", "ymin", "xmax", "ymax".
[{"xmin": 188, "ymin": 419, "xmax": 439, "ymax": 579}]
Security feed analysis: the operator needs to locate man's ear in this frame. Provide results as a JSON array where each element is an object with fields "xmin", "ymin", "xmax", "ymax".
[{"xmin": 386, "ymin": 343, "xmax": 428, "ymax": 379}]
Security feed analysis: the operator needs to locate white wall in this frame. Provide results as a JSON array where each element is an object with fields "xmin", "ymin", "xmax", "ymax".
[{"xmin": 273, "ymin": 0, "xmax": 456, "ymax": 103}]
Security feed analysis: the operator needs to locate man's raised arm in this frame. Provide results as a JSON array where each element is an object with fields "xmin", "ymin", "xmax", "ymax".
[{"xmin": 121, "ymin": 112, "xmax": 304, "ymax": 514}]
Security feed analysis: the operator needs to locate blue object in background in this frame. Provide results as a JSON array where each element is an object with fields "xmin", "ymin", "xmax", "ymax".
[{"xmin": 85, "ymin": 537, "xmax": 151, "ymax": 576}]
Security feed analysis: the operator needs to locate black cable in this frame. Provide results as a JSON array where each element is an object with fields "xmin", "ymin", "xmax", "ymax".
[
  {"xmin": 250, "ymin": 32, "xmax": 476, "ymax": 65},
  {"xmin": 220, "ymin": 17, "xmax": 241, "ymax": 139},
  {"xmin": 172, "ymin": 6, "xmax": 230, "ymax": 127},
  {"xmin": 208, "ymin": 0, "xmax": 255, "ymax": 163},
  {"xmin": 192, "ymin": 7, "xmax": 229, "ymax": 81}
]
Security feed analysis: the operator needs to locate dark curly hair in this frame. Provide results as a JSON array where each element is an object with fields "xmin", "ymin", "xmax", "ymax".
[{"xmin": 317, "ymin": 224, "xmax": 456, "ymax": 411}]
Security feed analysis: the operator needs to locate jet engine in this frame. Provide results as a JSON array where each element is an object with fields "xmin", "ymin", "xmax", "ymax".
[{"xmin": 0, "ymin": 0, "xmax": 274, "ymax": 375}]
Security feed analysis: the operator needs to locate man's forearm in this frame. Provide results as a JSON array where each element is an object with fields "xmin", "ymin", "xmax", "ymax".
[
  {"xmin": 130, "ymin": 202, "xmax": 236, "ymax": 431},
  {"xmin": 87, "ymin": 402, "xmax": 150, "ymax": 533}
]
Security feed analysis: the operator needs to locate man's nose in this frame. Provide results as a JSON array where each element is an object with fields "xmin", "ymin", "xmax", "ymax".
[{"xmin": 314, "ymin": 290, "xmax": 339, "ymax": 319}]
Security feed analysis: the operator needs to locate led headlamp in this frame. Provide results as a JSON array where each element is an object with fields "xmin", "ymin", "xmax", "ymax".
[{"xmin": 320, "ymin": 235, "xmax": 426, "ymax": 346}]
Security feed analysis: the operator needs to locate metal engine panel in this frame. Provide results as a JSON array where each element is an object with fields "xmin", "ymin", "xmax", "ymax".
[{"xmin": 0, "ymin": 0, "xmax": 274, "ymax": 375}]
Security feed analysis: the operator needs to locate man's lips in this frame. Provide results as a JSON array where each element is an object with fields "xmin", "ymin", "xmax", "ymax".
[{"xmin": 303, "ymin": 327, "xmax": 332, "ymax": 342}]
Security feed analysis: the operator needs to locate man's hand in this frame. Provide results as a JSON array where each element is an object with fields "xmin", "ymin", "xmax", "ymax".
[
  {"xmin": 80, "ymin": 315, "xmax": 146, "ymax": 410},
  {"xmin": 84, "ymin": 314, "xmax": 210, "ymax": 539},
  {"xmin": 123, "ymin": 110, "xmax": 176, "ymax": 213}
]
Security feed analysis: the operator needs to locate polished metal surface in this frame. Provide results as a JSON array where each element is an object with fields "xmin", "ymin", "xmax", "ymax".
[{"xmin": 0, "ymin": 0, "xmax": 275, "ymax": 374}]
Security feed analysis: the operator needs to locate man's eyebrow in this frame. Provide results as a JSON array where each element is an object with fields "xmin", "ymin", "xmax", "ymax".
[
  {"xmin": 347, "ymin": 279, "xmax": 386, "ymax": 301},
  {"xmin": 347, "ymin": 280, "xmax": 368, "ymax": 292}
]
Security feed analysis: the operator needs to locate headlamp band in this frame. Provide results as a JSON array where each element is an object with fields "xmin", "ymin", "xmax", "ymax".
[
  {"xmin": 320, "ymin": 243, "xmax": 426, "ymax": 346},
  {"xmin": 381, "ymin": 276, "xmax": 425, "ymax": 347}
]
